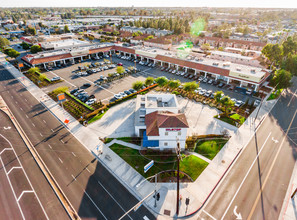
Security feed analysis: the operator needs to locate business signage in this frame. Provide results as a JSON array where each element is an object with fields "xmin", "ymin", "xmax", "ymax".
[
  {"xmin": 135, "ymin": 50, "xmax": 157, "ymax": 58},
  {"xmin": 229, "ymin": 71, "xmax": 263, "ymax": 83},
  {"xmin": 144, "ymin": 160, "xmax": 154, "ymax": 173},
  {"xmin": 57, "ymin": 93, "xmax": 66, "ymax": 103},
  {"xmin": 70, "ymin": 49, "xmax": 89, "ymax": 57},
  {"xmin": 166, "ymin": 128, "xmax": 181, "ymax": 131}
]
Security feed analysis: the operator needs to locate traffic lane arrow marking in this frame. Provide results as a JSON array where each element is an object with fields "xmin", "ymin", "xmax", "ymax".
[{"xmin": 233, "ymin": 206, "xmax": 242, "ymax": 220}]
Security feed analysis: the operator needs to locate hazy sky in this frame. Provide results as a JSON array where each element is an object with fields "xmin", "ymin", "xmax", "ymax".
[{"xmin": 1, "ymin": 0, "xmax": 297, "ymax": 8}]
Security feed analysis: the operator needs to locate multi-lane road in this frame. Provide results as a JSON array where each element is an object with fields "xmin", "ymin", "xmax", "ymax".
[
  {"xmin": 0, "ymin": 64, "xmax": 155, "ymax": 219},
  {"xmin": 198, "ymin": 78, "xmax": 297, "ymax": 219}
]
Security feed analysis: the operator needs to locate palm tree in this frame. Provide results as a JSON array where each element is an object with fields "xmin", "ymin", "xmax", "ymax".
[
  {"xmin": 220, "ymin": 96, "xmax": 235, "ymax": 116},
  {"xmin": 167, "ymin": 79, "xmax": 181, "ymax": 90},
  {"xmin": 214, "ymin": 91, "xmax": 224, "ymax": 105}
]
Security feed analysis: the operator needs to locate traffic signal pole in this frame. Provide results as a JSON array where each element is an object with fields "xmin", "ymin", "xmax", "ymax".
[{"xmin": 176, "ymin": 142, "xmax": 181, "ymax": 216}]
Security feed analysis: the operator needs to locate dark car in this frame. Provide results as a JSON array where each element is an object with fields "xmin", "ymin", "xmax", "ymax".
[
  {"xmin": 109, "ymin": 98, "xmax": 117, "ymax": 103},
  {"xmin": 83, "ymin": 83, "xmax": 91, "ymax": 88},
  {"xmin": 89, "ymin": 94, "xmax": 95, "ymax": 99},
  {"xmin": 81, "ymin": 96, "xmax": 89, "ymax": 102},
  {"xmin": 70, "ymin": 88, "xmax": 79, "ymax": 94},
  {"xmin": 213, "ymin": 80, "xmax": 219, "ymax": 86},
  {"xmin": 124, "ymin": 90, "xmax": 132, "ymax": 95},
  {"xmin": 218, "ymin": 83, "xmax": 225, "ymax": 88},
  {"xmin": 161, "ymin": 67, "xmax": 166, "ymax": 71},
  {"xmin": 129, "ymin": 89, "xmax": 137, "ymax": 93}
]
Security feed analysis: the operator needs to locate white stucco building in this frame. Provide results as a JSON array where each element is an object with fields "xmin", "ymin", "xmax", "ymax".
[{"xmin": 134, "ymin": 94, "xmax": 189, "ymax": 150}]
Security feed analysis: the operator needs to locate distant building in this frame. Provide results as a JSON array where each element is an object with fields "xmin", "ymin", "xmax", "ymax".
[{"xmin": 40, "ymin": 39, "xmax": 91, "ymax": 50}]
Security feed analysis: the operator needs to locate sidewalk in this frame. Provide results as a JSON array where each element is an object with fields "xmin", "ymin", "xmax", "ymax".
[{"xmin": 1, "ymin": 58, "xmax": 280, "ymax": 219}]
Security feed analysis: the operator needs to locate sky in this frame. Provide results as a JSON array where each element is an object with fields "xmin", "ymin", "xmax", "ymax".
[{"xmin": 1, "ymin": 0, "xmax": 297, "ymax": 8}]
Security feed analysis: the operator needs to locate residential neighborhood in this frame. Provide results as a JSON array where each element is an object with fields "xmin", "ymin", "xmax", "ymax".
[{"xmin": 0, "ymin": 3, "xmax": 297, "ymax": 220}]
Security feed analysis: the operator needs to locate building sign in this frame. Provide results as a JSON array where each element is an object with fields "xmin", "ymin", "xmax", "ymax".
[
  {"xmin": 135, "ymin": 50, "xmax": 157, "ymax": 58},
  {"xmin": 57, "ymin": 93, "xmax": 66, "ymax": 103},
  {"xmin": 166, "ymin": 128, "xmax": 181, "ymax": 131},
  {"xmin": 229, "ymin": 71, "xmax": 263, "ymax": 83},
  {"xmin": 70, "ymin": 49, "xmax": 89, "ymax": 57}
]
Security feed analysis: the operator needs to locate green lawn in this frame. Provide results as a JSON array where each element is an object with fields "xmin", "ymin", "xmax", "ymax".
[
  {"xmin": 215, "ymin": 115, "xmax": 237, "ymax": 126},
  {"xmin": 195, "ymin": 138, "xmax": 229, "ymax": 160},
  {"xmin": 230, "ymin": 113, "xmax": 246, "ymax": 124},
  {"xmin": 110, "ymin": 144, "xmax": 208, "ymax": 181},
  {"xmin": 88, "ymin": 111, "xmax": 107, "ymax": 124},
  {"xmin": 179, "ymin": 155, "xmax": 209, "ymax": 181}
]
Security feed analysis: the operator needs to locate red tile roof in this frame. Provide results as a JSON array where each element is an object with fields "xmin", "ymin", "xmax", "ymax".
[
  {"xmin": 145, "ymin": 37, "xmax": 171, "ymax": 45},
  {"xmin": 89, "ymin": 46, "xmax": 114, "ymax": 54},
  {"xmin": 22, "ymin": 53, "xmax": 72, "ymax": 65},
  {"xmin": 155, "ymin": 55, "xmax": 230, "ymax": 76},
  {"xmin": 113, "ymin": 45, "xmax": 135, "ymax": 54},
  {"xmin": 145, "ymin": 111, "xmax": 189, "ymax": 136}
]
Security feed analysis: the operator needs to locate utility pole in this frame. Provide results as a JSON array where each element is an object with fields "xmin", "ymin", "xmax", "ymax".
[{"xmin": 176, "ymin": 141, "xmax": 181, "ymax": 216}]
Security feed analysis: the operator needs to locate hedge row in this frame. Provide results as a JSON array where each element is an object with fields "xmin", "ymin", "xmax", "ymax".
[{"xmin": 35, "ymin": 71, "xmax": 51, "ymax": 82}]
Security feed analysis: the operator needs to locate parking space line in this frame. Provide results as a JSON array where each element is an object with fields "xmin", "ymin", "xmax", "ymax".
[
  {"xmin": 7, "ymin": 167, "xmax": 22, "ymax": 175},
  {"xmin": 32, "ymin": 123, "xmax": 35, "ymax": 127},
  {"xmin": 17, "ymin": 190, "xmax": 34, "ymax": 202},
  {"xmin": 58, "ymin": 157, "xmax": 63, "ymax": 163},
  {"xmin": 71, "ymin": 174, "xmax": 77, "ymax": 181},
  {"xmin": 43, "ymin": 120, "xmax": 46, "ymax": 124},
  {"xmin": 49, "ymin": 71, "xmax": 76, "ymax": 87},
  {"xmin": 48, "ymin": 144, "xmax": 52, "ymax": 149},
  {"xmin": 86, "ymin": 167, "xmax": 91, "ymax": 173},
  {"xmin": 72, "ymin": 152, "xmax": 76, "ymax": 157}
]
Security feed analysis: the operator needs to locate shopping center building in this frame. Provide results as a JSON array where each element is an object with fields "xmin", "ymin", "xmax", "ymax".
[{"xmin": 21, "ymin": 43, "xmax": 271, "ymax": 92}]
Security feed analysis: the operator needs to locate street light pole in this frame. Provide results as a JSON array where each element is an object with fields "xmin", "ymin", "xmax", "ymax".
[{"xmin": 176, "ymin": 141, "xmax": 181, "ymax": 216}]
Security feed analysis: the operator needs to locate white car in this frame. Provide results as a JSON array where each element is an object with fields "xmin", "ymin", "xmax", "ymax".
[
  {"xmin": 114, "ymin": 94, "xmax": 123, "ymax": 99},
  {"xmin": 199, "ymin": 89, "xmax": 206, "ymax": 95},
  {"xmin": 180, "ymin": 72, "xmax": 186, "ymax": 76},
  {"xmin": 86, "ymin": 98, "xmax": 97, "ymax": 105},
  {"xmin": 246, "ymin": 89, "xmax": 253, "ymax": 95},
  {"xmin": 254, "ymin": 100, "xmax": 261, "ymax": 107},
  {"xmin": 231, "ymin": 98, "xmax": 237, "ymax": 103},
  {"xmin": 119, "ymin": 92, "xmax": 127, "ymax": 97},
  {"xmin": 205, "ymin": 90, "xmax": 212, "ymax": 97},
  {"xmin": 235, "ymin": 100, "xmax": 244, "ymax": 107},
  {"xmin": 172, "ymin": 70, "xmax": 177, "ymax": 74},
  {"xmin": 81, "ymin": 71, "xmax": 88, "ymax": 76}
]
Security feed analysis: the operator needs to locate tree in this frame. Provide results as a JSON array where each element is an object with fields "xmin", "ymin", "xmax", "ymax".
[
  {"xmin": 28, "ymin": 67, "xmax": 40, "ymax": 74},
  {"xmin": 168, "ymin": 79, "xmax": 181, "ymax": 90},
  {"xmin": 155, "ymin": 76, "xmax": 168, "ymax": 87},
  {"xmin": 214, "ymin": 91, "xmax": 224, "ymax": 104},
  {"xmin": 116, "ymin": 66, "xmax": 125, "ymax": 74},
  {"xmin": 271, "ymin": 69, "xmax": 292, "ymax": 90},
  {"xmin": 27, "ymin": 27, "xmax": 36, "ymax": 35},
  {"xmin": 220, "ymin": 96, "xmax": 235, "ymax": 116},
  {"xmin": 262, "ymin": 43, "xmax": 283, "ymax": 65},
  {"xmin": 282, "ymin": 36, "xmax": 297, "ymax": 58},
  {"xmin": 30, "ymin": 45, "xmax": 42, "ymax": 54},
  {"xmin": 20, "ymin": 42, "xmax": 30, "ymax": 50},
  {"xmin": 64, "ymin": 25, "xmax": 70, "ymax": 33},
  {"xmin": 87, "ymin": 35, "xmax": 95, "ymax": 42},
  {"xmin": 0, "ymin": 37, "xmax": 10, "ymax": 49},
  {"xmin": 145, "ymin": 77, "xmax": 154, "ymax": 86},
  {"xmin": 132, "ymin": 81, "xmax": 144, "ymax": 91},
  {"xmin": 5, "ymin": 48, "xmax": 20, "ymax": 58},
  {"xmin": 201, "ymin": 43, "xmax": 211, "ymax": 51},
  {"xmin": 183, "ymin": 81, "xmax": 198, "ymax": 93}
]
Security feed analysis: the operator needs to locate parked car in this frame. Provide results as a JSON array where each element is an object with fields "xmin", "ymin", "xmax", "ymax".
[
  {"xmin": 119, "ymin": 92, "xmax": 127, "ymax": 97},
  {"xmin": 74, "ymin": 89, "xmax": 84, "ymax": 96},
  {"xmin": 198, "ymin": 76, "xmax": 204, "ymax": 81},
  {"xmin": 51, "ymin": 76, "xmax": 61, "ymax": 82},
  {"xmin": 117, "ymin": 63, "xmax": 123, "ymax": 66},
  {"xmin": 129, "ymin": 89, "xmax": 137, "ymax": 93},
  {"xmin": 86, "ymin": 98, "xmax": 96, "ymax": 105},
  {"xmin": 81, "ymin": 95, "xmax": 89, "ymax": 102},
  {"xmin": 124, "ymin": 90, "xmax": 132, "ymax": 95},
  {"xmin": 235, "ymin": 100, "xmax": 244, "ymax": 107},
  {"xmin": 246, "ymin": 89, "xmax": 253, "ymax": 95},
  {"xmin": 89, "ymin": 94, "xmax": 95, "ymax": 100},
  {"xmin": 218, "ymin": 83, "xmax": 224, "ymax": 88},
  {"xmin": 70, "ymin": 88, "xmax": 79, "ymax": 94},
  {"xmin": 254, "ymin": 100, "xmax": 261, "ymax": 107},
  {"xmin": 205, "ymin": 90, "xmax": 212, "ymax": 97},
  {"xmin": 199, "ymin": 89, "xmax": 206, "ymax": 95},
  {"xmin": 208, "ymin": 79, "xmax": 213, "ymax": 84},
  {"xmin": 109, "ymin": 98, "xmax": 117, "ymax": 103},
  {"xmin": 114, "ymin": 94, "xmax": 122, "ymax": 99},
  {"xmin": 83, "ymin": 83, "xmax": 91, "ymax": 88},
  {"xmin": 202, "ymin": 77, "xmax": 208, "ymax": 83}
]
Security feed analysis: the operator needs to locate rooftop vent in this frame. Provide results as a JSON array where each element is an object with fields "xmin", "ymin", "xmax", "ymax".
[
  {"xmin": 251, "ymin": 69, "xmax": 256, "ymax": 73},
  {"xmin": 236, "ymin": 67, "xmax": 241, "ymax": 71},
  {"xmin": 212, "ymin": 62, "xmax": 219, "ymax": 66}
]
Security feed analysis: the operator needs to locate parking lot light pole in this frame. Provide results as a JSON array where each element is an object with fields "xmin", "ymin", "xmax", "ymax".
[
  {"xmin": 135, "ymin": 60, "xmax": 136, "ymax": 74},
  {"xmin": 176, "ymin": 142, "xmax": 181, "ymax": 216}
]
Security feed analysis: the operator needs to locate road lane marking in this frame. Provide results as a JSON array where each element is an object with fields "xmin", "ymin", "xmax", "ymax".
[
  {"xmin": 72, "ymin": 152, "xmax": 76, "ymax": 157},
  {"xmin": 17, "ymin": 190, "xmax": 34, "ymax": 201},
  {"xmin": 97, "ymin": 180, "xmax": 133, "ymax": 220},
  {"xmin": 287, "ymin": 89, "xmax": 297, "ymax": 107},
  {"xmin": 86, "ymin": 167, "xmax": 91, "ymax": 173},
  {"xmin": 7, "ymin": 167, "xmax": 22, "ymax": 175},
  {"xmin": 58, "ymin": 157, "xmax": 63, "ymax": 163},
  {"xmin": 32, "ymin": 123, "xmax": 35, "ymax": 127},
  {"xmin": 43, "ymin": 120, "xmax": 46, "ymax": 124},
  {"xmin": 71, "ymin": 174, "xmax": 77, "ymax": 181},
  {"xmin": 203, "ymin": 210, "xmax": 217, "ymax": 220},
  {"xmin": 25, "ymin": 114, "xmax": 28, "ymax": 118},
  {"xmin": 84, "ymin": 190, "xmax": 108, "ymax": 220},
  {"xmin": 51, "ymin": 129, "xmax": 54, "ymax": 132},
  {"xmin": 221, "ymin": 132, "xmax": 272, "ymax": 220},
  {"xmin": 48, "ymin": 144, "xmax": 52, "ymax": 149},
  {"xmin": 20, "ymin": 107, "xmax": 23, "ymax": 111},
  {"xmin": 247, "ymin": 109, "xmax": 297, "ymax": 220}
]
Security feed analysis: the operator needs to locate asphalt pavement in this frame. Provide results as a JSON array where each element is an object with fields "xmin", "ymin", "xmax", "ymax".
[
  {"xmin": 0, "ymin": 64, "xmax": 155, "ymax": 219},
  {"xmin": 197, "ymin": 78, "xmax": 297, "ymax": 219}
]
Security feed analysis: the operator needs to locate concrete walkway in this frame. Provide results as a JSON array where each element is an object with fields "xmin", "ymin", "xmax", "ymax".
[
  {"xmin": 105, "ymin": 139, "xmax": 143, "ymax": 150},
  {"xmin": 1, "ymin": 57, "xmax": 282, "ymax": 219}
]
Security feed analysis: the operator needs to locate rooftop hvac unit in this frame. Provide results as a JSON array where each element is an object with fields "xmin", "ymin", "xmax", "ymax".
[{"xmin": 236, "ymin": 67, "xmax": 241, "ymax": 71}]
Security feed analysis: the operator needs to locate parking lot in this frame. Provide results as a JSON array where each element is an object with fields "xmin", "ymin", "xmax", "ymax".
[{"xmin": 40, "ymin": 54, "xmax": 259, "ymax": 105}]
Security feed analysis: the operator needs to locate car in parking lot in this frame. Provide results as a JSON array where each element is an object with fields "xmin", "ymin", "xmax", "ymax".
[
  {"xmin": 124, "ymin": 90, "xmax": 132, "ymax": 95},
  {"xmin": 254, "ymin": 100, "xmax": 261, "ymax": 107},
  {"xmin": 218, "ymin": 83, "xmax": 225, "ymax": 88},
  {"xmin": 83, "ymin": 83, "xmax": 91, "ymax": 88},
  {"xmin": 51, "ymin": 76, "xmax": 61, "ymax": 82},
  {"xmin": 86, "ymin": 98, "xmax": 97, "ymax": 105},
  {"xmin": 208, "ymin": 79, "xmax": 213, "ymax": 84},
  {"xmin": 205, "ymin": 90, "xmax": 212, "ymax": 97},
  {"xmin": 202, "ymin": 77, "xmax": 208, "ymax": 83},
  {"xmin": 246, "ymin": 88, "xmax": 253, "ymax": 95},
  {"xmin": 129, "ymin": 89, "xmax": 137, "ymax": 94},
  {"xmin": 109, "ymin": 97, "xmax": 117, "ymax": 103},
  {"xmin": 198, "ymin": 76, "xmax": 204, "ymax": 81},
  {"xmin": 114, "ymin": 94, "xmax": 123, "ymax": 99},
  {"xmin": 74, "ymin": 89, "xmax": 84, "ymax": 96},
  {"xmin": 161, "ymin": 67, "xmax": 166, "ymax": 71},
  {"xmin": 70, "ymin": 88, "xmax": 79, "ymax": 94},
  {"xmin": 117, "ymin": 63, "xmax": 123, "ymax": 66},
  {"xmin": 234, "ymin": 100, "xmax": 244, "ymax": 107},
  {"xmin": 119, "ymin": 92, "xmax": 127, "ymax": 97},
  {"xmin": 199, "ymin": 89, "xmax": 206, "ymax": 95}
]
